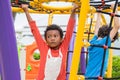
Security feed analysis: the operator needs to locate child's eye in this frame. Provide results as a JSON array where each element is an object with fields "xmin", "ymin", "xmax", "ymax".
[
  {"xmin": 54, "ymin": 35, "xmax": 58, "ymax": 37},
  {"xmin": 47, "ymin": 36, "xmax": 51, "ymax": 38}
]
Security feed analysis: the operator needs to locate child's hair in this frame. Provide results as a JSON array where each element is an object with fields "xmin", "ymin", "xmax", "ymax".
[
  {"xmin": 98, "ymin": 25, "xmax": 118, "ymax": 42},
  {"xmin": 44, "ymin": 24, "xmax": 63, "ymax": 40}
]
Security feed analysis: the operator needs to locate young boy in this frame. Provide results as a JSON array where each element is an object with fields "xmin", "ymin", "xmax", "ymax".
[
  {"xmin": 85, "ymin": 4, "xmax": 119, "ymax": 78},
  {"xmin": 21, "ymin": 3, "xmax": 79, "ymax": 80}
]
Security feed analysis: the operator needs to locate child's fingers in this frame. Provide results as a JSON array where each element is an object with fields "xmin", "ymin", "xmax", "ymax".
[
  {"xmin": 111, "ymin": 4, "xmax": 114, "ymax": 9},
  {"xmin": 19, "ymin": 5, "xmax": 22, "ymax": 8}
]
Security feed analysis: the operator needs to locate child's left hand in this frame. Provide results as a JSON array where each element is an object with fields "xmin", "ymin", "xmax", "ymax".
[{"xmin": 72, "ymin": 3, "xmax": 80, "ymax": 12}]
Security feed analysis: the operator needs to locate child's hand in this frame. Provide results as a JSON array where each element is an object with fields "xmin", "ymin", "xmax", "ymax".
[
  {"xmin": 71, "ymin": 3, "xmax": 80, "ymax": 13},
  {"xmin": 20, "ymin": 4, "xmax": 29, "ymax": 12},
  {"xmin": 111, "ymin": 4, "xmax": 115, "ymax": 10},
  {"xmin": 111, "ymin": 4, "xmax": 118, "ymax": 12}
]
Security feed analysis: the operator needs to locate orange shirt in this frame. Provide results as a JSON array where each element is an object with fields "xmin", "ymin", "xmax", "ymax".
[{"xmin": 29, "ymin": 17, "xmax": 75, "ymax": 80}]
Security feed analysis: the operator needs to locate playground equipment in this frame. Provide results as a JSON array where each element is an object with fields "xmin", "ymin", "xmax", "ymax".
[
  {"xmin": 11, "ymin": 0, "xmax": 80, "ymax": 14},
  {"xmin": 15, "ymin": 0, "xmax": 120, "ymax": 80},
  {"xmin": 25, "ymin": 42, "xmax": 40, "ymax": 80},
  {"xmin": 0, "ymin": 0, "xmax": 119, "ymax": 80},
  {"xmin": 0, "ymin": 0, "xmax": 20, "ymax": 80}
]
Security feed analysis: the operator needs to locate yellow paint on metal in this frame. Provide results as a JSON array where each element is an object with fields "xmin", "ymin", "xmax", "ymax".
[
  {"xmin": 83, "ymin": 42, "xmax": 90, "ymax": 47},
  {"xmin": 12, "ymin": 7, "xmax": 39, "ymax": 13},
  {"xmin": 28, "ymin": 0, "xmax": 81, "ymax": 13},
  {"xmin": 69, "ymin": 0, "xmax": 90, "ymax": 80},
  {"xmin": 34, "ymin": 0, "xmax": 38, "ymax": 2},
  {"xmin": 101, "ymin": 14, "xmax": 107, "ymax": 25},
  {"xmin": 48, "ymin": 13, "xmax": 53, "ymax": 25},
  {"xmin": 12, "ymin": 7, "xmax": 74, "ymax": 14},
  {"xmin": 41, "ymin": 3, "xmax": 73, "ymax": 11},
  {"xmin": 106, "ymin": 47, "xmax": 113, "ymax": 77},
  {"xmin": 78, "ymin": 75, "xmax": 85, "ymax": 80},
  {"xmin": 38, "ymin": 0, "xmax": 77, "ymax": 3},
  {"xmin": 88, "ymin": 6, "xmax": 96, "ymax": 14}
]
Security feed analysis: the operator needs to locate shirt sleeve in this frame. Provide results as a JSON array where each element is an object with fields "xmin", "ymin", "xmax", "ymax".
[
  {"xmin": 90, "ymin": 35, "xmax": 98, "ymax": 44},
  {"xmin": 61, "ymin": 17, "xmax": 75, "ymax": 51},
  {"xmin": 102, "ymin": 36, "xmax": 111, "ymax": 46},
  {"xmin": 29, "ymin": 21, "xmax": 47, "ymax": 51}
]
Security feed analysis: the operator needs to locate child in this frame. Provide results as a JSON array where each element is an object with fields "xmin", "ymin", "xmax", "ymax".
[
  {"xmin": 21, "ymin": 3, "xmax": 79, "ymax": 80},
  {"xmin": 85, "ymin": 4, "xmax": 119, "ymax": 78}
]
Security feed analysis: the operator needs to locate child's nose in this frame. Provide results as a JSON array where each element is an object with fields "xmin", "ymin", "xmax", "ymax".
[{"xmin": 51, "ymin": 37, "xmax": 55, "ymax": 41}]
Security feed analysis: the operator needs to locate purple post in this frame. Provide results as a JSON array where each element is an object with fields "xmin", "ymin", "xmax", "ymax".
[
  {"xmin": 0, "ymin": 0, "xmax": 21, "ymax": 80},
  {"xmin": 0, "ymin": 66, "xmax": 1, "ymax": 79},
  {"xmin": 66, "ymin": 26, "xmax": 76, "ymax": 80},
  {"xmin": 80, "ymin": 47, "xmax": 86, "ymax": 74}
]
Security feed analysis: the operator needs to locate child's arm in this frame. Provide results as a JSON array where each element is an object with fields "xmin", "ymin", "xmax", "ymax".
[
  {"xmin": 21, "ymin": 4, "xmax": 48, "ymax": 53},
  {"xmin": 21, "ymin": 4, "xmax": 33, "ymax": 22},
  {"xmin": 94, "ymin": 12, "xmax": 102, "ymax": 36},
  {"xmin": 61, "ymin": 3, "xmax": 79, "ymax": 50},
  {"xmin": 110, "ymin": 4, "xmax": 120, "ymax": 40},
  {"xmin": 70, "ymin": 3, "xmax": 79, "ymax": 19}
]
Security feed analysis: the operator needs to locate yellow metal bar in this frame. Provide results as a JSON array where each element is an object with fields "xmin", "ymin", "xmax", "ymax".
[
  {"xmin": 41, "ymin": 3, "xmax": 73, "ymax": 11},
  {"xmin": 101, "ymin": 14, "xmax": 107, "ymax": 25},
  {"xmin": 12, "ymin": 7, "xmax": 72, "ymax": 14},
  {"xmin": 78, "ymin": 75, "xmax": 85, "ymax": 80},
  {"xmin": 34, "ymin": 0, "xmax": 38, "ymax": 2},
  {"xmin": 106, "ymin": 48, "xmax": 113, "ymax": 77},
  {"xmin": 12, "ymin": 6, "xmax": 120, "ymax": 14},
  {"xmin": 38, "ymin": 0, "xmax": 77, "ymax": 3},
  {"xmin": 69, "ymin": 0, "xmax": 90, "ymax": 80},
  {"xmin": 48, "ymin": 13, "xmax": 53, "ymax": 25},
  {"xmin": 12, "ymin": 7, "xmax": 39, "ymax": 13}
]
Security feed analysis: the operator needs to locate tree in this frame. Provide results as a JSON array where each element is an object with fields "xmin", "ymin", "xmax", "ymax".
[
  {"xmin": 112, "ymin": 56, "xmax": 120, "ymax": 77},
  {"xmin": 33, "ymin": 52, "xmax": 40, "ymax": 60}
]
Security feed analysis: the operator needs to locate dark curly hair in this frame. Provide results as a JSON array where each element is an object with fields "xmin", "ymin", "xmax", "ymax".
[
  {"xmin": 98, "ymin": 25, "xmax": 118, "ymax": 42},
  {"xmin": 44, "ymin": 24, "xmax": 63, "ymax": 40}
]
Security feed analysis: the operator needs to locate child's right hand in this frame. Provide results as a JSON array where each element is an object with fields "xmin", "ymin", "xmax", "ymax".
[
  {"xmin": 111, "ymin": 4, "xmax": 118, "ymax": 14},
  {"xmin": 111, "ymin": 4, "xmax": 118, "ymax": 12}
]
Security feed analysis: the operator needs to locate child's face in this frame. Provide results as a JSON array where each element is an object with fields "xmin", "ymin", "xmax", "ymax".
[{"xmin": 46, "ymin": 30, "xmax": 63, "ymax": 49}]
